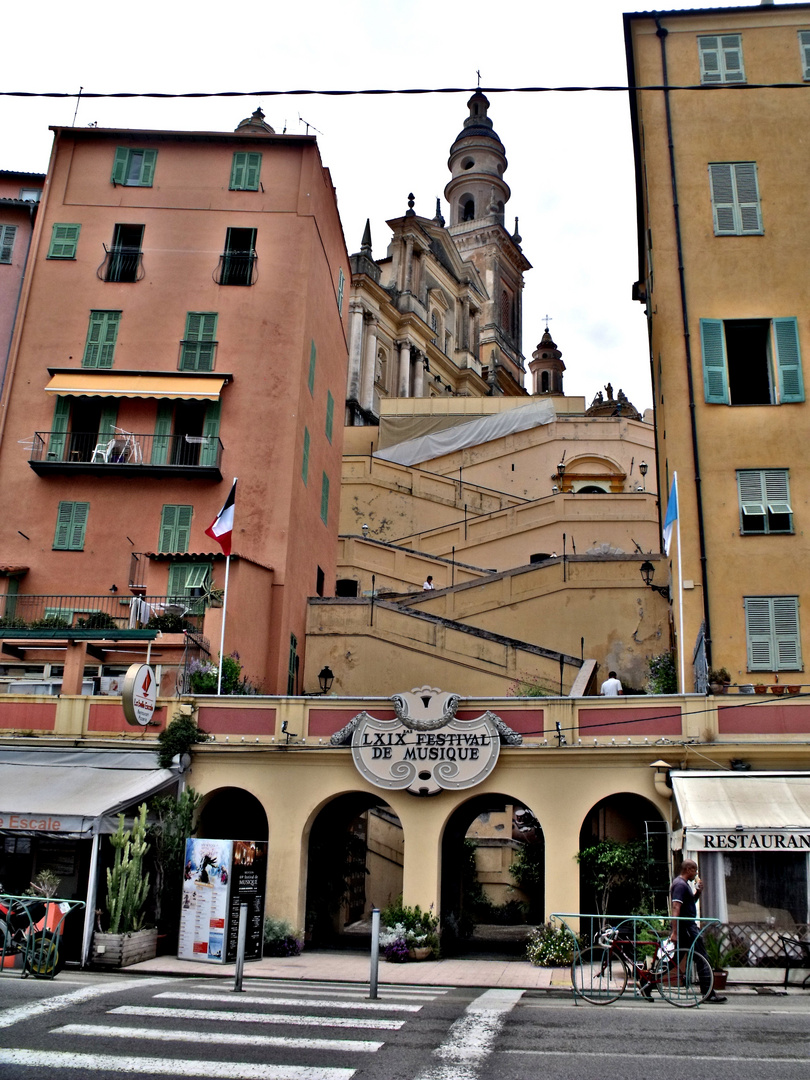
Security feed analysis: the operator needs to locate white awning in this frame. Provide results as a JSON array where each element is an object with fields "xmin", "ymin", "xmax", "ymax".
[
  {"xmin": 0, "ymin": 748, "xmax": 178, "ymax": 837},
  {"xmin": 671, "ymin": 770, "xmax": 810, "ymax": 852}
]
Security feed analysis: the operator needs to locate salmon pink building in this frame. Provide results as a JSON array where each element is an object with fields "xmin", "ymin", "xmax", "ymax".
[{"xmin": 0, "ymin": 110, "xmax": 349, "ymax": 694}]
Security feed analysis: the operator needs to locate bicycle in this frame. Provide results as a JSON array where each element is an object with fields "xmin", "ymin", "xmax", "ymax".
[
  {"xmin": 571, "ymin": 921, "xmax": 714, "ymax": 1008},
  {"xmin": 0, "ymin": 894, "xmax": 82, "ymax": 979}
]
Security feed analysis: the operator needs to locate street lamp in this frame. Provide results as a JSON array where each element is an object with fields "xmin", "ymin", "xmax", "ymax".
[
  {"xmin": 639, "ymin": 460, "xmax": 648, "ymax": 491},
  {"xmin": 640, "ymin": 560, "xmax": 669, "ymax": 597},
  {"xmin": 318, "ymin": 666, "xmax": 335, "ymax": 694}
]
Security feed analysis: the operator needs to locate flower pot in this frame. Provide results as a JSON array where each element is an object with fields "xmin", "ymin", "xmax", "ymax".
[
  {"xmin": 91, "ymin": 927, "xmax": 158, "ymax": 968},
  {"xmin": 787, "ymin": 685, "xmax": 801, "ymax": 695},
  {"xmin": 408, "ymin": 946, "xmax": 432, "ymax": 961},
  {"xmin": 754, "ymin": 685, "xmax": 768, "ymax": 695},
  {"xmin": 711, "ymin": 969, "xmax": 728, "ymax": 991},
  {"xmin": 771, "ymin": 685, "xmax": 786, "ymax": 696}
]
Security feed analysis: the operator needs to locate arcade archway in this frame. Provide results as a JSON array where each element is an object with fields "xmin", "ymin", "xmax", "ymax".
[{"xmin": 197, "ymin": 787, "xmax": 269, "ymax": 841}]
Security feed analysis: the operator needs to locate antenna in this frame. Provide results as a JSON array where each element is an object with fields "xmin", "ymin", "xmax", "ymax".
[{"xmin": 298, "ymin": 114, "xmax": 324, "ymax": 137}]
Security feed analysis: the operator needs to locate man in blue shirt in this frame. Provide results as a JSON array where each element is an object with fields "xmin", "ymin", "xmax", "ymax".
[{"xmin": 669, "ymin": 859, "xmax": 727, "ymax": 1004}]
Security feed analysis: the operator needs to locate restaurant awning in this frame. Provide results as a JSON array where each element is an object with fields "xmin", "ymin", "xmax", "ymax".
[
  {"xmin": 44, "ymin": 372, "xmax": 227, "ymax": 401},
  {"xmin": 0, "ymin": 747, "xmax": 178, "ymax": 837},
  {"xmin": 671, "ymin": 770, "xmax": 810, "ymax": 852}
]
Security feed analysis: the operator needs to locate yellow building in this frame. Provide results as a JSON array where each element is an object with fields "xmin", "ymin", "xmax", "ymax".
[{"xmin": 625, "ymin": 3, "xmax": 810, "ymax": 691}]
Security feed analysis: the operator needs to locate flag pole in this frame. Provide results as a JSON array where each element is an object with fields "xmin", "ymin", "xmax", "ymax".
[
  {"xmin": 674, "ymin": 472, "xmax": 685, "ymax": 692},
  {"xmin": 217, "ymin": 553, "xmax": 231, "ymax": 696}
]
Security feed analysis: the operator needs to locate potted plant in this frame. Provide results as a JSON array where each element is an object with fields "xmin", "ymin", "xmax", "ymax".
[
  {"xmin": 708, "ymin": 668, "xmax": 731, "ymax": 694},
  {"xmin": 91, "ymin": 803, "xmax": 158, "ymax": 967},
  {"xmin": 703, "ymin": 931, "xmax": 744, "ymax": 991},
  {"xmin": 263, "ymin": 917, "xmax": 303, "ymax": 957},
  {"xmin": 379, "ymin": 900, "xmax": 439, "ymax": 961}
]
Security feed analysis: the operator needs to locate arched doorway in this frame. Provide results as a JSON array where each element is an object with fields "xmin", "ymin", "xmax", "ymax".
[
  {"xmin": 197, "ymin": 787, "xmax": 269, "ymax": 840},
  {"xmin": 578, "ymin": 793, "xmax": 669, "ymax": 915},
  {"xmin": 305, "ymin": 792, "xmax": 403, "ymax": 947},
  {"xmin": 441, "ymin": 792, "xmax": 545, "ymax": 956}
]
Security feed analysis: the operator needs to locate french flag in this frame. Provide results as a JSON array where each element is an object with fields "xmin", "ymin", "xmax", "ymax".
[{"xmin": 205, "ymin": 480, "xmax": 237, "ymax": 556}]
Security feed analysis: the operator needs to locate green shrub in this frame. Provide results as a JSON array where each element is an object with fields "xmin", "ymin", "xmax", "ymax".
[
  {"xmin": 30, "ymin": 615, "xmax": 70, "ymax": 629},
  {"xmin": 76, "ymin": 611, "xmax": 117, "ymax": 629},
  {"xmin": 263, "ymin": 917, "xmax": 303, "ymax": 957},
  {"xmin": 156, "ymin": 714, "xmax": 209, "ymax": 769},
  {"xmin": 647, "ymin": 652, "xmax": 677, "ymax": 694},
  {"xmin": 380, "ymin": 899, "xmax": 439, "ymax": 954},
  {"xmin": 0, "ymin": 615, "xmax": 28, "ymax": 629},
  {"xmin": 526, "ymin": 923, "xmax": 575, "ymax": 966}
]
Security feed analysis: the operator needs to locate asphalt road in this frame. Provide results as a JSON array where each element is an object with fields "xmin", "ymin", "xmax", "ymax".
[{"xmin": 0, "ymin": 971, "xmax": 807, "ymax": 1079}]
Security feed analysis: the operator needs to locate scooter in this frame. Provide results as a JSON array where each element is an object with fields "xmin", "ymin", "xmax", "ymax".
[{"xmin": 0, "ymin": 893, "xmax": 66, "ymax": 978}]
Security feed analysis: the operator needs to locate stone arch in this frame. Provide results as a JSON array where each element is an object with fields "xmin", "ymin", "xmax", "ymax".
[{"xmin": 196, "ymin": 786, "xmax": 269, "ymax": 841}]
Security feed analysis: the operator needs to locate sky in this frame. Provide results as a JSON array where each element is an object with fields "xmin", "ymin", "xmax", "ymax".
[{"xmin": 1, "ymin": 0, "xmax": 755, "ymax": 413}]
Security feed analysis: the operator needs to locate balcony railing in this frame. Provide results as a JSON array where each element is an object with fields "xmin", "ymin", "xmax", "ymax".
[
  {"xmin": 0, "ymin": 594, "xmax": 205, "ymax": 635},
  {"xmin": 214, "ymin": 250, "xmax": 257, "ymax": 286},
  {"xmin": 29, "ymin": 431, "xmax": 223, "ymax": 476},
  {"xmin": 97, "ymin": 246, "xmax": 145, "ymax": 283}
]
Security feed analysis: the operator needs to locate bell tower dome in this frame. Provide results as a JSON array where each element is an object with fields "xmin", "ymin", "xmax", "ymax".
[{"xmin": 444, "ymin": 92, "xmax": 510, "ymax": 227}]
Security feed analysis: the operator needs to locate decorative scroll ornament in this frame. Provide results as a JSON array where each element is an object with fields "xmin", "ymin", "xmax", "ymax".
[{"xmin": 334, "ymin": 686, "xmax": 521, "ymax": 797}]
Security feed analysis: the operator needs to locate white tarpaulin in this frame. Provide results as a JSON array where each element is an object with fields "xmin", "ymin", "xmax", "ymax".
[
  {"xmin": 374, "ymin": 399, "xmax": 556, "ymax": 467},
  {"xmin": 671, "ymin": 770, "xmax": 810, "ymax": 851},
  {"xmin": 0, "ymin": 748, "xmax": 177, "ymax": 836}
]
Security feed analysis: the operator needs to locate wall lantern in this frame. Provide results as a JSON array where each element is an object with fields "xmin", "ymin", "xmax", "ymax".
[
  {"xmin": 640, "ymin": 560, "xmax": 669, "ymax": 597},
  {"xmin": 639, "ymin": 460, "xmax": 648, "ymax": 490},
  {"xmin": 318, "ymin": 666, "xmax": 335, "ymax": 694}
]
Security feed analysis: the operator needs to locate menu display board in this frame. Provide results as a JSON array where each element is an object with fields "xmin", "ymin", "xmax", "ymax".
[{"xmin": 178, "ymin": 838, "xmax": 267, "ymax": 963}]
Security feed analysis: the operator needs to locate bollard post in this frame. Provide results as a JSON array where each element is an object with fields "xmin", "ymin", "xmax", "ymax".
[
  {"xmin": 369, "ymin": 907, "xmax": 380, "ymax": 1000},
  {"xmin": 233, "ymin": 902, "xmax": 247, "ymax": 993}
]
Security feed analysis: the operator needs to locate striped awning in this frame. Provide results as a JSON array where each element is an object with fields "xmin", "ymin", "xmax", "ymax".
[{"xmin": 44, "ymin": 372, "xmax": 226, "ymax": 401}]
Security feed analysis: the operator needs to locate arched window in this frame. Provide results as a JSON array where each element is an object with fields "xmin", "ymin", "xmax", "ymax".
[
  {"xmin": 541, "ymin": 371, "xmax": 550, "ymax": 393},
  {"xmin": 501, "ymin": 290, "xmax": 510, "ymax": 331},
  {"xmin": 462, "ymin": 199, "xmax": 475, "ymax": 222}
]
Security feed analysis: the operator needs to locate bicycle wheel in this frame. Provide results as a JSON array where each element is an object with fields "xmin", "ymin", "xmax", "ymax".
[
  {"xmin": 656, "ymin": 950, "xmax": 713, "ymax": 1008},
  {"xmin": 572, "ymin": 947, "xmax": 628, "ymax": 1003},
  {"xmin": 25, "ymin": 932, "xmax": 62, "ymax": 979}
]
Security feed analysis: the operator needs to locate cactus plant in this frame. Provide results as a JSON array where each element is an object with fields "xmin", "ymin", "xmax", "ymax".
[{"xmin": 106, "ymin": 803, "xmax": 151, "ymax": 934}]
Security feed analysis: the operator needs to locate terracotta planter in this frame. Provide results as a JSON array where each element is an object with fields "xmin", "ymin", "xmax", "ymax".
[
  {"xmin": 787, "ymin": 685, "xmax": 801, "ymax": 695},
  {"xmin": 91, "ymin": 927, "xmax": 158, "ymax": 968},
  {"xmin": 408, "ymin": 946, "xmax": 433, "ymax": 961},
  {"xmin": 754, "ymin": 685, "xmax": 768, "ymax": 695},
  {"xmin": 771, "ymin": 685, "xmax": 786, "ymax": 696}
]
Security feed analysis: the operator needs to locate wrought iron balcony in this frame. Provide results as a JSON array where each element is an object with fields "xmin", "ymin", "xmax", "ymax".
[
  {"xmin": 0, "ymin": 594, "xmax": 205, "ymax": 636},
  {"xmin": 97, "ymin": 245, "xmax": 145, "ymax": 283},
  {"xmin": 29, "ymin": 430, "xmax": 223, "ymax": 478},
  {"xmin": 214, "ymin": 250, "xmax": 257, "ymax": 286}
]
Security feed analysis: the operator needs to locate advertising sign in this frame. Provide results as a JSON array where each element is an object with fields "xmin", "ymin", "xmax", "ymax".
[
  {"xmin": 121, "ymin": 664, "xmax": 157, "ymax": 727},
  {"xmin": 178, "ymin": 838, "xmax": 267, "ymax": 963}
]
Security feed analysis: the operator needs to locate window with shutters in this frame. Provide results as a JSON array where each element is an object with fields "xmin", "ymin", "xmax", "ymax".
[
  {"xmin": 104, "ymin": 224, "xmax": 144, "ymax": 282},
  {"xmin": 180, "ymin": 312, "xmax": 218, "ymax": 371},
  {"xmin": 229, "ymin": 152, "xmax": 262, "ymax": 191},
  {"xmin": 745, "ymin": 596, "xmax": 801, "ymax": 671},
  {"xmin": 320, "ymin": 472, "xmax": 330, "ymax": 525},
  {"xmin": 308, "ymin": 340, "xmax": 316, "ymax": 395},
  {"xmin": 47, "ymin": 224, "xmax": 81, "ymax": 259},
  {"xmin": 82, "ymin": 311, "xmax": 121, "ymax": 369},
  {"xmin": 158, "ymin": 505, "xmax": 193, "ymax": 553},
  {"xmin": 708, "ymin": 163, "xmax": 762, "ymax": 236},
  {"xmin": 167, "ymin": 562, "xmax": 210, "ymax": 612},
  {"xmin": 737, "ymin": 469, "xmax": 793, "ymax": 534},
  {"xmin": 700, "ymin": 317, "xmax": 804, "ymax": 405},
  {"xmin": 302, "ymin": 427, "xmax": 310, "ymax": 485},
  {"xmin": 217, "ymin": 227, "xmax": 257, "ymax": 286},
  {"xmin": 325, "ymin": 391, "xmax": 334, "ymax": 444},
  {"xmin": 800, "ymin": 30, "xmax": 810, "ymax": 80},
  {"xmin": 111, "ymin": 148, "xmax": 157, "ymax": 187},
  {"xmin": 0, "ymin": 225, "xmax": 17, "ymax": 264},
  {"xmin": 53, "ymin": 501, "xmax": 89, "ymax": 551},
  {"xmin": 287, "ymin": 633, "xmax": 298, "ymax": 695},
  {"xmin": 698, "ymin": 34, "xmax": 745, "ymax": 84},
  {"xmin": 337, "ymin": 268, "xmax": 345, "ymax": 315}
]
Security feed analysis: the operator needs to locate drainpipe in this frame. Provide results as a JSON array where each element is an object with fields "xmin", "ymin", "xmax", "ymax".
[{"xmin": 655, "ymin": 17, "xmax": 714, "ymax": 674}]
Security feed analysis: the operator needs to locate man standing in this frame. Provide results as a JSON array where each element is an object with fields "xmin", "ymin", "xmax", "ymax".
[
  {"xmin": 669, "ymin": 859, "xmax": 727, "ymax": 1004},
  {"xmin": 600, "ymin": 670, "xmax": 623, "ymax": 696}
]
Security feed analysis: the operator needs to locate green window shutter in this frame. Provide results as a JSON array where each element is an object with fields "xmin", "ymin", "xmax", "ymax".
[
  {"xmin": 54, "ymin": 501, "xmax": 89, "ymax": 551},
  {"xmin": 700, "ymin": 319, "xmax": 729, "ymax": 403},
  {"xmin": 737, "ymin": 469, "xmax": 765, "ymax": 530},
  {"xmin": 708, "ymin": 164, "xmax": 737, "ymax": 235},
  {"xmin": 308, "ymin": 340, "xmax": 316, "ymax": 395},
  {"xmin": 774, "ymin": 317, "xmax": 804, "ymax": 403},
  {"xmin": 230, "ymin": 153, "xmax": 246, "ymax": 189},
  {"xmin": 745, "ymin": 596, "xmax": 775, "ymax": 670},
  {"xmin": 325, "ymin": 390, "xmax": 334, "ymax": 443},
  {"xmin": 287, "ymin": 633, "xmax": 298, "ymax": 695},
  {"xmin": 337, "ymin": 268, "xmax": 345, "ymax": 315},
  {"xmin": 698, "ymin": 37, "xmax": 722, "ymax": 83},
  {"xmin": 151, "ymin": 401, "xmax": 174, "ymax": 464},
  {"xmin": 302, "ymin": 427, "xmax": 310, "ymax": 485},
  {"xmin": 159, "ymin": 504, "xmax": 192, "ymax": 552},
  {"xmin": 764, "ymin": 469, "xmax": 792, "ymax": 518},
  {"xmin": 774, "ymin": 597, "xmax": 802, "ymax": 670},
  {"xmin": 112, "ymin": 147, "xmax": 130, "ymax": 185},
  {"xmin": 244, "ymin": 153, "xmax": 261, "ymax": 190},
  {"xmin": 181, "ymin": 312, "xmax": 218, "ymax": 371},
  {"xmin": 733, "ymin": 163, "xmax": 762, "ymax": 234},
  {"xmin": 138, "ymin": 150, "xmax": 157, "ymax": 187},
  {"xmin": 200, "ymin": 400, "xmax": 221, "ymax": 467},
  {"xmin": 721, "ymin": 35, "xmax": 745, "ymax": 83},
  {"xmin": 0, "ymin": 225, "xmax": 17, "ymax": 264},
  {"xmin": 800, "ymin": 30, "xmax": 810, "ymax": 80},
  {"xmin": 167, "ymin": 562, "xmax": 188, "ymax": 599},
  {"xmin": 48, "ymin": 224, "xmax": 81, "ymax": 259},
  {"xmin": 83, "ymin": 311, "xmax": 121, "ymax": 369},
  {"xmin": 98, "ymin": 402, "xmax": 119, "ymax": 439},
  {"xmin": 320, "ymin": 471, "xmax": 330, "ymax": 525},
  {"xmin": 49, "ymin": 396, "xmax": 71, "ymax": 460}
]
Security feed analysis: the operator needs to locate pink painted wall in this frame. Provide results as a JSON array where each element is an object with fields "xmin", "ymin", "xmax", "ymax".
[
  {"xmin": 718, "ymin": 703, "xmax": 810, "ymax": 735},
  {"xmin": 578, "ymin": 705, "xmax": 682, "ymax": 736},
  {"xmin": 0, "ymin": 699, "xmax": 56, "ymax": 730}
]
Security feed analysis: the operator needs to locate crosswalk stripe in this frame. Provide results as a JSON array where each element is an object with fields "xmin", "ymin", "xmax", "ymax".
[
  {"xmin": 53, "ymin": 1023, "xmax": 383, "ymax": 1053},
  {"xmin": 243, "ymin": 983, "xmax": 446, "ymax": 1000},
  {"xmin": 254, "ymin": 980, "xmax": 450, "ymax": 997},
  {"xmin": 155, "ymin": 991, "xmax": 422, "ymax": 1012},
  {"xmin": 0, "ymin": 1049, "xmax": 355, "ymax": 1079},
  {"xmin": 110, "ymin": 1004, "xmax": 405, "ymax": 1030}
]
